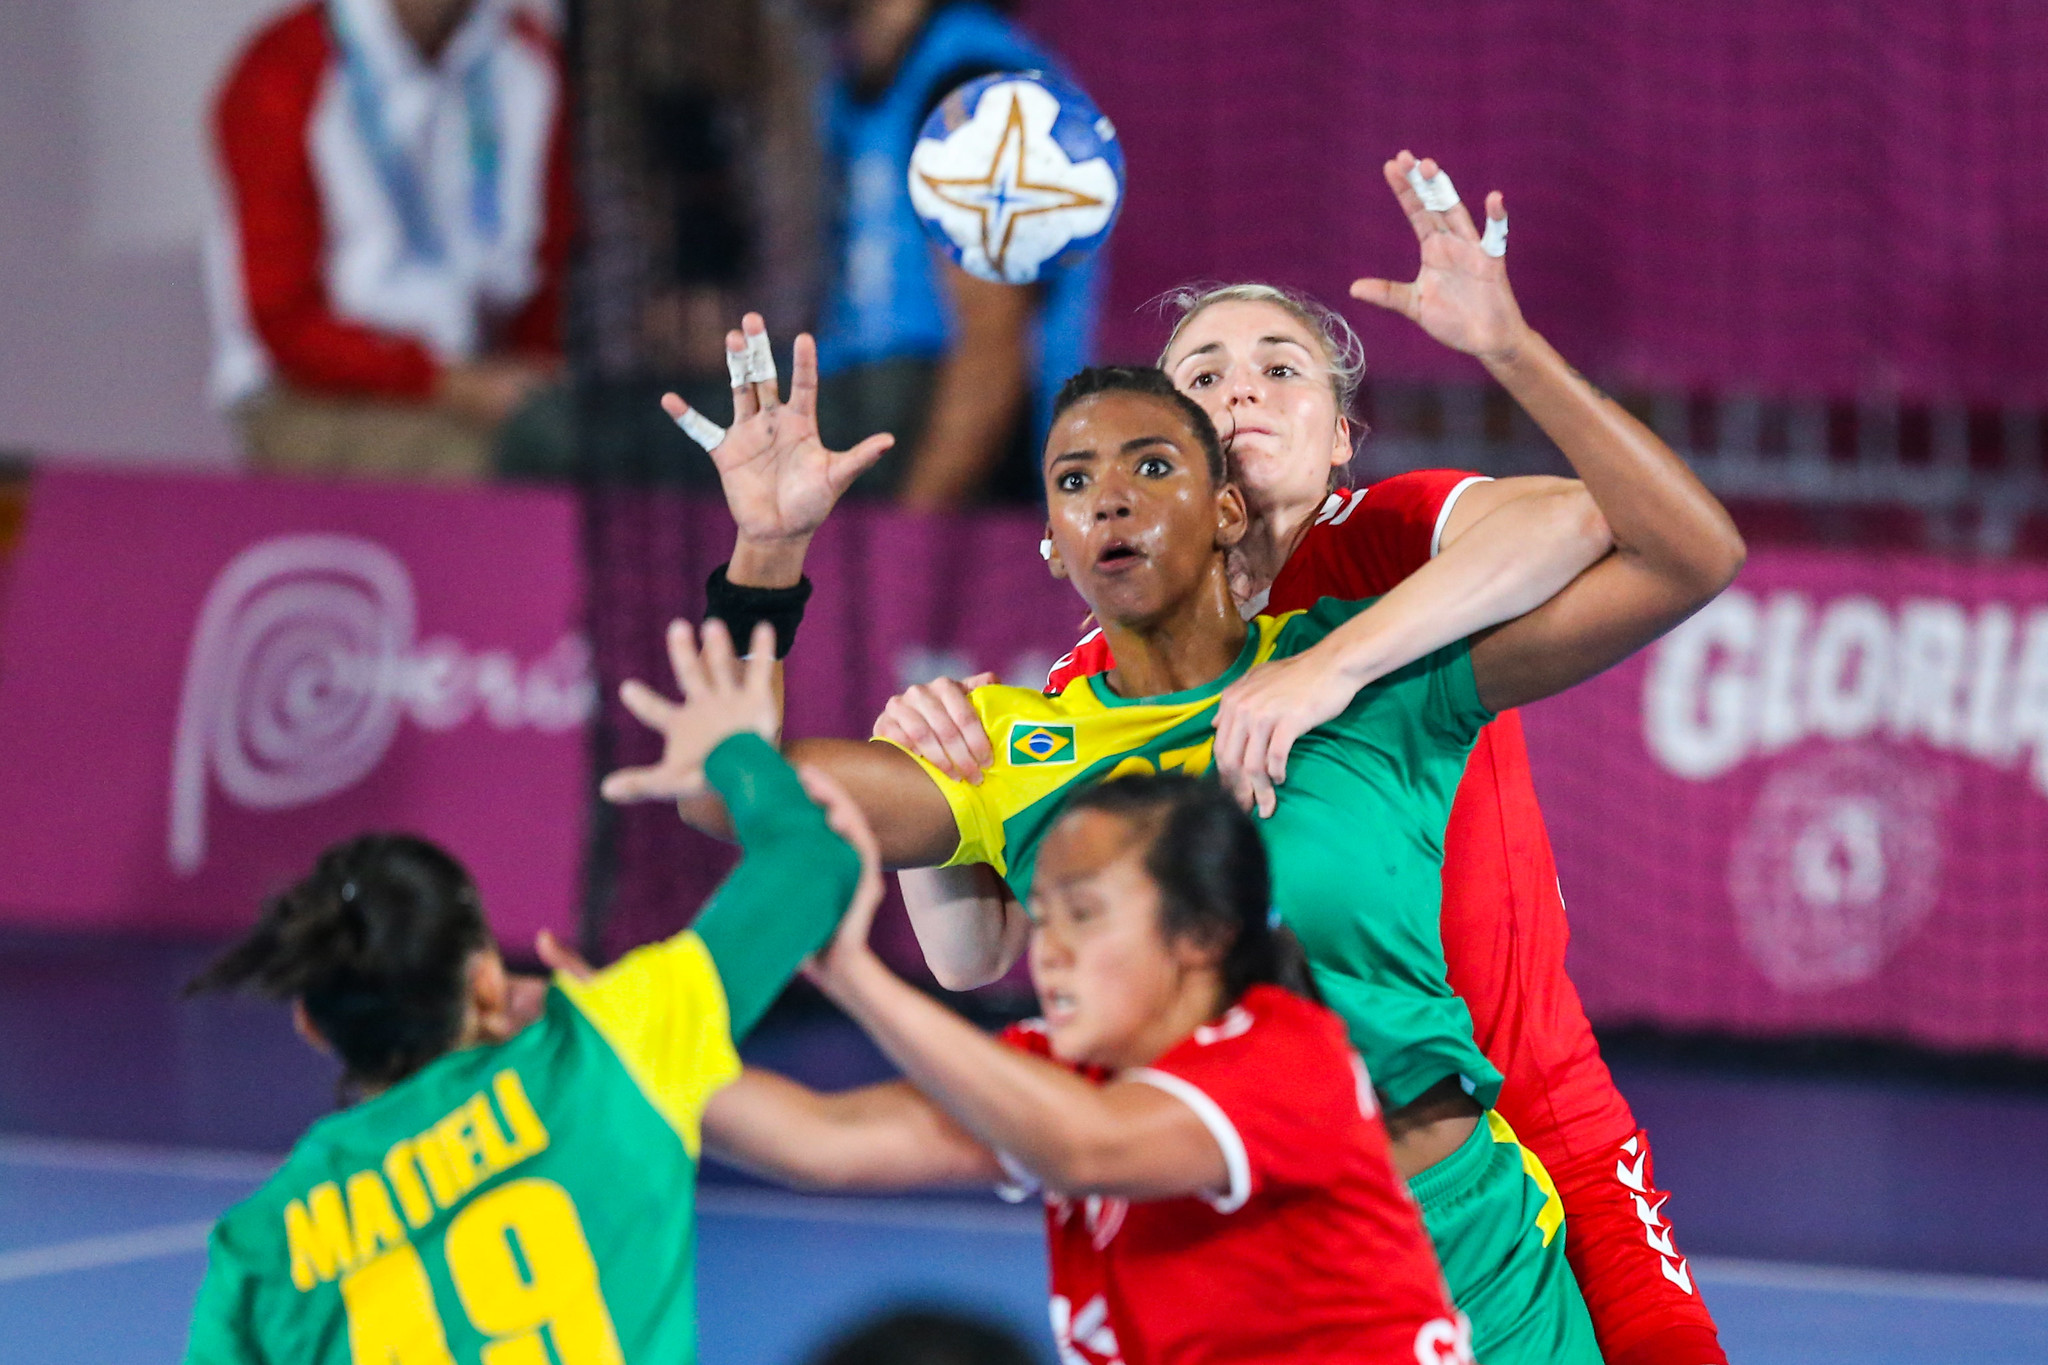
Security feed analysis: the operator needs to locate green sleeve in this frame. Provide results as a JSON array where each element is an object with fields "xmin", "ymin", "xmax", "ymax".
[
  {"xmin": 691, "ymin": 733, "xmax": 864, "ymax": 1039},
  {"xmin": 181, "ymin": 1231, "xmax": 262, "ymax": 1365},
  {"xmin": 1286, "ymin": 594, "xmax": 1493, "ymax": 748},
  {"xmin": 1422, "ymin": 638, "xmax": 1495, "ymax": 748}
]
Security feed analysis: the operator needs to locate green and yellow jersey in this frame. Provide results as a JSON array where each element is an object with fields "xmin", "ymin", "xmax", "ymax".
[
  {"xmin": 182, "ymin": 735, "xmax": 860, "ymax": 1365},
  {"xmin": 886, "ymin": 597, "xmax": 1502, "ymax": 1112}
]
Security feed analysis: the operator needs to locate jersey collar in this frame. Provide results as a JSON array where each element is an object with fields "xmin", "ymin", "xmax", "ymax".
[{"xmin": 1083, "ymin": 618, "xmax": 1278, "ymax": 709}]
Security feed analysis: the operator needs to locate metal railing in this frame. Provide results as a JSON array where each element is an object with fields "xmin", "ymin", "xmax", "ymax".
[{"xmin": 1353, "ymin": 382, "xmax": 2048, "ymax": 555}]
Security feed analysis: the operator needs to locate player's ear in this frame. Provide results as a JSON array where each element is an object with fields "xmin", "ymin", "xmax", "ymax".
[
  {"xmin": 1042, "ymin": 524, "xmax": 1069, "ymax": 580},
  {"xmin": 1329, "ymin": 415, "xmax": 1353, "ymax": 475},
  {"xmin": 468, "ymin": 947, "xmax": 515, "ymax": 1043},
  {"xmin": 1215, "ymin": 482, "xmax": 1248, "ymax": 551}
]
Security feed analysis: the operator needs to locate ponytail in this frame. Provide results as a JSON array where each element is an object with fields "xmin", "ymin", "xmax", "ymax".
[{"xmin": 186, "ymin": 834, "xmax": 489, "ymax": 1091}]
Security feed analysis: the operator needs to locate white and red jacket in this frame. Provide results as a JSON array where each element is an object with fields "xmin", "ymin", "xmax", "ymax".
[{"xmin": 204, "ymin": 0, "xmax": 571, "ymax": 407}]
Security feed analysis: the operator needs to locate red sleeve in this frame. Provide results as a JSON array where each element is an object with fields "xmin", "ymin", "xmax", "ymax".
[
  {"xmin": 1042, "ymin": 627, "xmax": 1112, "ymax": 695},
  {"xmin": 500, "ymin": 15, "xmax": 572, "ymax": 358},
  {"xmin": 998, "ymin": 1020, "xmax": 1056, "ymax": 1057},
  {"xmin": 1127, "ymin": 996, "xmax": 1353, "ymax": 1210},
  {"xmin": 1272, "ymin": 471, "xmax": 1489, "ymax": 606},
  {"xmin": 214, "ymin": 8, "xmax": 440, "ymax": 400}
]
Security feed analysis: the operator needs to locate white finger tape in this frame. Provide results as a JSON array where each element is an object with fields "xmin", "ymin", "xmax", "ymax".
[
  {"xmin": 744, "ymin": 329, "xmax": 777, "ymax": 386},
  {"xmin": 1481, "ymin": 213, "xmax": 1509, "ymax": 258},
  {"xmin": 725, "ymin": 347, "xmax": 749, "ymax": 389},
  {"xmin": 675, "ymin": 407, "xmax": 727, "ymax": 452},
  {"xmin": 1406, "ymin": 165, "xmax": 1461, "ymax": 213}
]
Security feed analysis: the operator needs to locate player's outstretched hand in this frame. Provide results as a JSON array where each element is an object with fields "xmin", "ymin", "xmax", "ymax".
[
  {"xmin": 601, "ymin": 619, "xmax": 780, "ymax": 803},
  {"xmin": 872, "ymin": 673, "xmax": 999, "ymax": 783},
  {"xmin": 798, "ymin": 766, "xmax": 890, "ymax": 1000},
  {"xmin": 1350, "ymin": 151, "xmax": 1530, "ymax": 364},
  {"xmin": 1213, "ymin": 650, "xmax": 1358, "ymax": 818},
  {"xmin": 660, "ymin": 313, "xmax": 895, "ymax": 546}
]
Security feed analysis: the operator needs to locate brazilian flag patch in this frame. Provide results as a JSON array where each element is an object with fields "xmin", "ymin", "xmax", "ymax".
[{"xmin": 1008, "ymin": 722, "xmax": 1077, "ymax": 767}]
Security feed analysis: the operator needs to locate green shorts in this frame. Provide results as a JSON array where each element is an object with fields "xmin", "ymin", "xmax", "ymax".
[{"xmin": 1410, "ymin": 1111, "xmax": 1601, "ymax": 1365}]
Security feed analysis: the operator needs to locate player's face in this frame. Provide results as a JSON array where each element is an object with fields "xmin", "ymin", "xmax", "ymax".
[
  {"xmin": 1162, "ymin": 300, "xmax": 1352, "ymax": 512},
  {"xmin": 1028, "ymin": 809, "xmax": 1220, "ymax": 1070},
  {"xmin": 1041, "ymin": 391, "xmax": 1246, "ymax": 629}
]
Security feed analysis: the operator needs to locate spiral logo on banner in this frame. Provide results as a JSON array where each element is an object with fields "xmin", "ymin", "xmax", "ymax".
[
  {"xmin": 1726, "ymin": 746, "xmax": 1949, "ymax": 992},
  {"xmin": 168, "ymin": 534, "xmax": 594, "ymax": 875}
]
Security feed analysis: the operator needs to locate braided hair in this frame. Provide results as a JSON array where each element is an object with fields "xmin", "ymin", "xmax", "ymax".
[{"xmin": 186, "ymin": 834, "xmax": 490, "ymax": 1091}]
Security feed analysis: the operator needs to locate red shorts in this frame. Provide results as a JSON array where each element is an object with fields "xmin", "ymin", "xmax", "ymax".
[{"xmin": 1442, "ymin": 715, "xmax": 1725, "ymax": 1365}]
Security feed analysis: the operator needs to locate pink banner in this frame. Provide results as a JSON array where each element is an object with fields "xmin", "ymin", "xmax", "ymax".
[
  {"xmin": 1523, "ymin": 549, "xmax": 2048, "ymax": 1053},
  {"xmin": 0, "ymin": 468, "xmax": 594, "ymax": 948},
  {"xmin": 593, "ymin": 501, "xmax": 2048, "ymax": 1053},
  {"xmin": 1020, "ymin": 0, "xmax": 2048, "ymax": 407}
]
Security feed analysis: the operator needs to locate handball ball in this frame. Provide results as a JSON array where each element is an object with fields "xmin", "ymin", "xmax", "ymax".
[{"xmin": 908, "ymin": 70, "xmax": 1124, "ymax": 285}]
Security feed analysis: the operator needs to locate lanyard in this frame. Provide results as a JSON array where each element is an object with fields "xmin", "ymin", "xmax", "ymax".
[{"xmin": 328, "ymin": 2, "xmax": 503, "ymax": 265}]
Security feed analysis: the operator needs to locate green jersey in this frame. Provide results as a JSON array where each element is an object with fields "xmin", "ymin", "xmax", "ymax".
[
  {"xmin": 182, "ymin": 734, "xmax": 860, "ymax": 1365},
  {"xmin": 887, "ymin": 596, "xmax": 1500, "ymax": 1110}
]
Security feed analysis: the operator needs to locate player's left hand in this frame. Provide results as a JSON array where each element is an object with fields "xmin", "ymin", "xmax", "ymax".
[
  {"xmin": 1213, "ymin": 649, "xmax": 1360, "ymax": 818},
  {"xmin": 600, "ymin": 619, "xmax": 780, "ymax": 803},
  {"xmin": 661, "ymin": 313, "xmax": 895, "ymax": 547},
  {"xmin": 1349, "ymin": 151, "xmax": 1530, "ymax": 364},
  {"xmin": 799, "ymin": 766, "xmax": 890, "ymax": 1000},
  {"xmin": 872, "ymin": 673, "xmax": 999, "ymax": 783}
]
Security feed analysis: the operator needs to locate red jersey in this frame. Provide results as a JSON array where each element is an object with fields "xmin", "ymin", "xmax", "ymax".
[
  {"xmin": 1045, "ymin": 472, "xmax": 1726, "ymax": 1365},
  {"xmin": 1000, "ymin": 986, "xmax": 1470, "ymax": 1365}
]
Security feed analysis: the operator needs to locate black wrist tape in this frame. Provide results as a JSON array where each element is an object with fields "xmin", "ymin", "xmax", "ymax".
[{"xmin": 703, "ymin": 564, "xmax": 812, "ymax": 659}]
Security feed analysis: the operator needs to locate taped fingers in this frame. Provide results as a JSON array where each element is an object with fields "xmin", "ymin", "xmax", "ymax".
[
  {"xmin": 1481, "ymin": 211, "xmax": 1509, "ymax": 257},
  {"xmin": 673, "ymin": 403, "xmax": 728, "ymax": 453},
  {"xmin": 1406, "ymin": 162, "xmax": 1461, "ymax": 214},
  {"xmin": 740, "ymin": 317, "xmax": 780, "ymax": 411},
  {"xmin": 744, "ymin": 328, "xmax": 777, "ymax": 386}
]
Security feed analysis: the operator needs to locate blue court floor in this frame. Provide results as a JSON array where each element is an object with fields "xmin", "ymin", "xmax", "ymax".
[{"xmin": 7, "ymin": 1133, "xmax": 2048, "ymax": 1365}]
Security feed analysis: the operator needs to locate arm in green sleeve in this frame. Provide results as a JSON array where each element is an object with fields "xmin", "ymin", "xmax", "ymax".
[{"xmin": 691, "ymin": 733, "xmax": 864, "ymax": 1038}]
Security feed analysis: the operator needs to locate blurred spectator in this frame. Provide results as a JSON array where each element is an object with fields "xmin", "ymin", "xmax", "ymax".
[
  {"xmin": 805, "ymin": 1306, "xmax": 1041, "ymax": 1365},
  {"xmin": 204, "ymin": 0, "xmax": 573, "ymax": 481},
  {"xmin": 814, "ymin": 1, "xmax": 1103, "ymax": 506}
]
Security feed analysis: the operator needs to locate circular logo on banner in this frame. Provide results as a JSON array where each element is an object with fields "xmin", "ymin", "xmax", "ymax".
[
  {"xmin": 169, "ymin": 534, "xmax": 597, "ymax": 876},
  {"xmin": 1727, "ymin": 746, "xmax": 1950, "ymax": 992}
]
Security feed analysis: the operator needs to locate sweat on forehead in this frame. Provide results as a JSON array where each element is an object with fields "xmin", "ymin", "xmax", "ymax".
[{"xmin": 1045, "ymin": 366, "xmax": 1227, "ymax": 484}]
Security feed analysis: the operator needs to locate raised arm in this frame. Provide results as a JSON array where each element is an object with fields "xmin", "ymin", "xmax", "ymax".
[
  {"xmin": 805, "ymin": 839, "xmax": 1230, "ymax": 1202},
  {"xmin": 1213, "ymin": 475, "xmax": 1611, "ymax": 813},
  {"xmin": 701, "ymin": 1068, "xmax": 1002, "ymax": 1192},
  {"xmin": 662, "ymin": 313, "xmax": 894, "ymax": 590},
  {"xmin": 1350, "ymin": 150, "xmax": 1745, "ymax": 713}
]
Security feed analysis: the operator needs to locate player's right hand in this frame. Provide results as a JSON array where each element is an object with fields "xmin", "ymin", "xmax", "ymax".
[
  {"xmin": 600, "ymin": 619, "xmax": 780, "ymax": 803},
  {"xmin": 872, "ymin": 673, "xmax": 999, "ymax": 783},
  {"xmin": 661, "ymin": 313, "xmax": 894, "ymax": 546}
]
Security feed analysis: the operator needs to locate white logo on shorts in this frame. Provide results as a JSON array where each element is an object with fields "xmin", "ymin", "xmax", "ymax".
[{"xmin": 1414, "ymin": 1311, "xmax": 1474, "ymax": 1364}]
